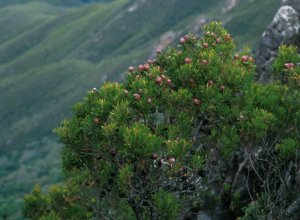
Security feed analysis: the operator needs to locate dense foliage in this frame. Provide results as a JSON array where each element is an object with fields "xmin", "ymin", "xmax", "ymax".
[
  {"xmin": 0, "ymin": 1, "xmax": 280, "ymax": 218},
  {"xmin": 24, "ymin": 22, "xmax": 300, "ymax": 219}
]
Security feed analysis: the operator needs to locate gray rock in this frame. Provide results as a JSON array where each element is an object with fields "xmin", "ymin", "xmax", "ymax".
[
  {"xmin": 281, "ymin": 0, "xmax": 300, "ymax": 14},
  {"xmin": 255, "ymin": 5, "xmax": 300, "ymax": 83}
]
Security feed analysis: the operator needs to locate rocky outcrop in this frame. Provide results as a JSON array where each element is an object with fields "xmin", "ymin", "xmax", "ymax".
[
  {"xmin": 255, "ymin": 4, "xmax": 300, "ymax": 83},
  {"xmin": 281, "ymin": 0, "xmax": 300, "ymax": 14}
]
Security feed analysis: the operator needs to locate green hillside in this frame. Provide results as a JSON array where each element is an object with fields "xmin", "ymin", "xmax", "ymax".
[
  {"xmin": 223, "ymin": 0, "xmax": 281, "ymax": 48},
  {"xmin": 0, "ymin": 0, "xmax": 114, "ymax": 7},
  {"xmin": 0, "ymin": 0, "xmax": 280, "ymax": 219}
]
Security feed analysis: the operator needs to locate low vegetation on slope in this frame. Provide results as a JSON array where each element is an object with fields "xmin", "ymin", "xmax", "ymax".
[{"xmin": 24, "ymin": 22, "xmax": 300, "ymax": 219}]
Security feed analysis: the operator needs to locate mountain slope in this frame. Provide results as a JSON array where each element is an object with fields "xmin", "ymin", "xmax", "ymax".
[
  {"xmin": 0, "ymin": 0, "xmax": 114, "ymax": 7},
  {"xmin": 0, "ymin": 0, "xmax": 280, "ymax": 219},
  {"xmin": 223, "ymin": 0, "xmax": 281, "ymax": 47}
]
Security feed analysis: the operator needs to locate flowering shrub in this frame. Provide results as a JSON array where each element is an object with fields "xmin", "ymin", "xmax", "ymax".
[{"xmin": 24, "ymin": 22, "xmax": 300, "ymax": 220}]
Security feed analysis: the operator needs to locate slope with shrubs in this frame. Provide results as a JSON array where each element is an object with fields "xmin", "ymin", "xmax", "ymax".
[
  {"xmin": 0, "ymin": 1, "xmax": 128, "ymax": 218},
  {"xmin": 0, "ymin": 0, "xmax": 280, "ymax": 219},
  {"xmin": 0, "ymin": 0, "xmax": 222, "ymax": 218},
  {"xmin": 24, "ymin": 22, "xmax": 300, "ymax": 219}
]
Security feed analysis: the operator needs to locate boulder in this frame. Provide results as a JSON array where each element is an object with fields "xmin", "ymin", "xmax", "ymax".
[
  {"xmin": 255, "ymin": 5, "xmax": 300, "ymax": 83},
  {"xmin": 281, "ymin": 0, "xmax": 300, "ymax": 14}
]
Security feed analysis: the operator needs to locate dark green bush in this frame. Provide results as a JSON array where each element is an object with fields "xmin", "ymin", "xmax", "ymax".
[{"xmin": 24, "ymin": 22, "xmax": 300, "ymax": 219}]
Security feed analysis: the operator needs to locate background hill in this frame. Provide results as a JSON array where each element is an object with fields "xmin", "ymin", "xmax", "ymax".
[
  {"xmin": 0, "ymin": 0, "xmax": 280, "ymax": 219},
  {"xmin": 0, "ymin": 0, "xmax": 114, "ymax": 7}
]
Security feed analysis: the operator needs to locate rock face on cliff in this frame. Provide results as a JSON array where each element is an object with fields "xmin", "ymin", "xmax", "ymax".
[
  {"xmin": 255, "ymin": 2, "xmax": 300, "ymax": 83},
  {"xmin": 282, "ymin": 0, "xmax": 300, "ymax": 14}
]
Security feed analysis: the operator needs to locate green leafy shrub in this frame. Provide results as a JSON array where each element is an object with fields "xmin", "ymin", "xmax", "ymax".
[
  {"xmin": 240, "ymin": 200, "xmax": 264, "ymax": 220},
  {"xmin": 153, "ymin": 190, "xmax": 180, "ymax": 220},
  {"xmin": 24, "ymin": 22, "xmax": 300, "ymax": 219},
  {"xmin": 276, "ymin": 138, "xmax": 299, "ymax": 160},
  {"xmin": 39, "ymin": 211, "xmax": 61, "ymax": 220}
]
